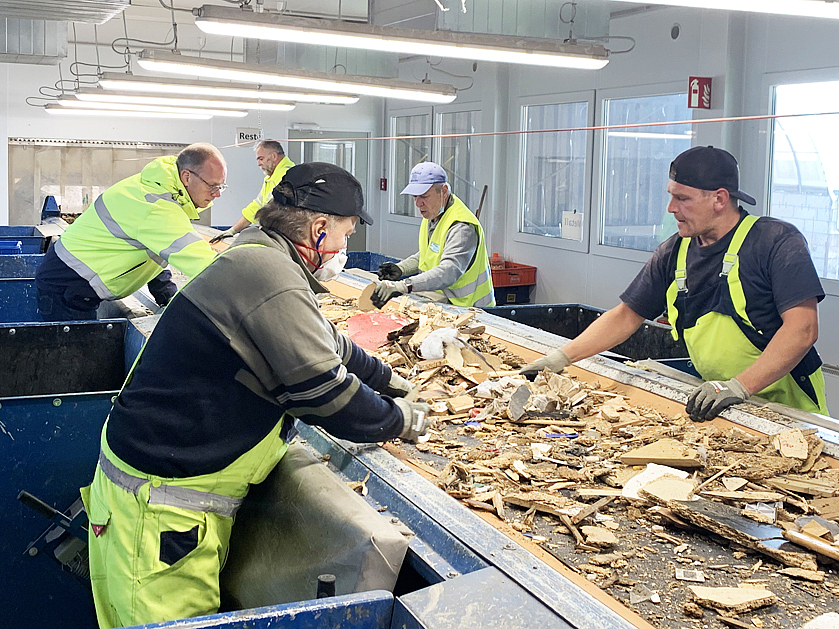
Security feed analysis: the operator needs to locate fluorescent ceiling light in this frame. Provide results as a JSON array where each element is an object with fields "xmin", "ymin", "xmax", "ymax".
[
  {"xmin": 137, "ymin": 50, "xmax": 457, "ymax": 104},
  {"xmin": 608, "ymin": 0, "xmax": 839, "ymax": 19},
  {"xmin": 45, "ymin": 105, "xmax": 211, "ymax": 120},
  {"xmin": 194, "ymin": 6, "xmax": 609, "ymax": 70},
  {"xmin": 56, "ymin": 96, "xmax": 248, "ymax": 117},
  {"xmin": 98, "ymin": 72, "xmax": 359, "ymax": 104},
  {"xmin": 74, "ymin": 89, "xmax": 295, "ymax": 112},
  {"xmin": 608, "ymin": 131, "xmax": 693, "ymax": 140}
]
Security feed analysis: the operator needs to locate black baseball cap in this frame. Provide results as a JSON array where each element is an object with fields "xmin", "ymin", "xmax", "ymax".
[
  {"xmin": 272, "ymin": 162, "xmax": 374, "ymax": 225},
  {"xmin": 669, "ymin": 146, "xmax": 756, "ymax": 206}
]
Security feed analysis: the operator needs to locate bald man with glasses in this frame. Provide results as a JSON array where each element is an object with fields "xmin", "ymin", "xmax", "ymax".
[{"xmin": 36, "ymin": 143, "xmax": 226, "ymax": 321}]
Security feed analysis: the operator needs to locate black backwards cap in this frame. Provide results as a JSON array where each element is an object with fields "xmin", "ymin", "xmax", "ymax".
[
  {"xmin": 271, "ymin": 162, "xmax": 373, "ymax": 225},
  {"xmin": 669, "ymin": 146, "xmax": 756, "ymax": 206}
]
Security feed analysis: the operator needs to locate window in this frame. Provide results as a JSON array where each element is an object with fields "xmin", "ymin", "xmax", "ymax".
[
  {"xmin": 8, "ymin": 140, "xmax": 185, "ymax": 225},
  {"xmin": 600, "ymin": 93, "xmax": 692, "ymax": 252},
  {"xmin": 437, "ymin": 110, "xmax": 481, "ymax": 211},
  {"xmin": 519, "ymin": 101, "xmax": 588, "ymax": 239},
  {"xmin": 770, "ymin": 81, "xmax": 839, "ymax": 280},
  {"xmin": 390, "ymin": 113, "xmax": 430, "ymax": 217}
]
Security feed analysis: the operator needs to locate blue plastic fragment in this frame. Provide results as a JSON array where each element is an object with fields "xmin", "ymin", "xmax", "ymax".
[
  {"xmin": 464, "ymin": 420, "xmax": 481, "ymax": 428},
  {"xmin": 544, "ymin": 433, "xmax": 578, "ymax": 439}
]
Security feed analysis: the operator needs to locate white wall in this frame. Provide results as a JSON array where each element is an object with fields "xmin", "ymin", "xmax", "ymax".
[
  {"xmin": 374, "ymin": 8, "xmax": 839, "ymax": 409},
  {"xmin": 0, "ymin": 43, "xmax": 385, "ymax": 230}
]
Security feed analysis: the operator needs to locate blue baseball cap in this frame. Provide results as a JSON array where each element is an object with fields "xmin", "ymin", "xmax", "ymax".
[{"xmin": 400, "ymin": 162, "xmax": 448, "ymax": 196}]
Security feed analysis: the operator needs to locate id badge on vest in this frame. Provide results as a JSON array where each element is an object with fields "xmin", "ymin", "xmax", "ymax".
[{"xmin": 429, "ymin": 242, "xmax": 440, "ymax": 253}]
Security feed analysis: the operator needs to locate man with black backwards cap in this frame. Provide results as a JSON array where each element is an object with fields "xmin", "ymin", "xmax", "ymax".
[
  {"xmin": 371, "ymin": 161, "xmax": 495, "ymax": 309},
  {"xmin": 82, "ymin": 162, "xmax": 430, "ymax": 628},
  {"xmin": 521, "ymin": 146, "xmax": 828, "ymax": 421}
]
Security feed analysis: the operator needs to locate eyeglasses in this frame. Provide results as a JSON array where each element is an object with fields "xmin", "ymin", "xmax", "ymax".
[{"xmin": 186, "ymin": 169, "xmax": 228, "ymax": 193}]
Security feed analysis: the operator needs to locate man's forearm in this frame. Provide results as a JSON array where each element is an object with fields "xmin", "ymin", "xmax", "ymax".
[
  {"xmin": 561, "ymin": 302, "xmax": 645, "ymax": 363},
  {"xmin": 734, "ymin": 300, "xmax": 819, "ymax": 396},
  {"xmin": 232, "ymin": 215, "xmax": 251, "ymax": 233}
]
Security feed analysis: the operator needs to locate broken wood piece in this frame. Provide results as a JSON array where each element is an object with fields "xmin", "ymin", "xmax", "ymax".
[
  {"xmin": 688, "ymin": 586, "xmax": 778, "ymax": 613},
  {"xmin": 694, "ymin": 460, "xmax": 742, "ymax": 493},
  {"xmin": 580, "ymin": 525, "xmax": 617, "ymax": 548},
  {"xmin": 764, "ymin": 475, "xmax": 839, "ymax": 498},
  {"xmin": 415, "ymin": 358, "xmax": 448, "ymax": 371},
  {"xmin": 777, "ymin": 567, "xmax": 825, "ymax": 582},
  {"xmin": 576, "ymin": 488, "xmax": 623, "ymax": 498},
  {"xmin": 722, "ymin": 477, "xmax": 749, "ymax": 492},
  {"xmin": 571, "ymin": 496, "xmax": 615, "ymax": 525},
  {"xmin": 717, "ymin": 618, "xmax": 758, "ymax": 629},
  {"xmin": 619, "ymin": 438, "xmax": 703, "ymax": 469},
  {"xmin": 783, "ymin": 529, "xmax": 839, "ymax": 562},
  {"xmin": 799, "ymin": 519, "xmax": 833, "ymax": 541},
  {"xmin": 674, "ymin": 568, "xmax": 705, "ymax": 582},
  {"xmin": 638, "ymin": 476, "xmax": 696, "ymax": 503},
  {"xmin": 699, "ymin": 490, "xmax": 785, "ymax": 502},
  {"xmin": 445, "ymin": 394, "xmax": 475, "ymax": 414},
  {"xmin": 650, "ymin": 497, "xmax": 818, "ymax": 570},
  {"xmin": 492, "ymin": 492, "xmax": 505, "ymax": 520},
  {"xmin": 558, "ymin": 513, "xmax": 586, "ymax": 546}
]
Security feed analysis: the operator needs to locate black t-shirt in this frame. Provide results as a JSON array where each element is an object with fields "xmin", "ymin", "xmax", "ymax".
[{"xmin": 620, "ymin": 210, "xmax": 824, "ymax": 338}]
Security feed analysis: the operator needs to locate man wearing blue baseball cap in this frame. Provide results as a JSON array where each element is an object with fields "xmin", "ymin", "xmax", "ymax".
[
  {"xmin": 372, "ymin": 161, "xmax": 495, "ymax": 308},
  {"xmin": 521, "ymin": 146, "xmax": 828, "ymax": 421}
]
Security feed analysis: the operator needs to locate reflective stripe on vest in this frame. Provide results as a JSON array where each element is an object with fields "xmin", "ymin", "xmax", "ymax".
[
  {"xmin": 98, "ymin": 451, "xmax": 244, "ymax": 518},
  {"xmin": 53, "ymin": 238, "xmax": 116, "ymax": 301},
  {"xmin": 417, "ymin": 194, "xmax": 495, "ymax": 308}
]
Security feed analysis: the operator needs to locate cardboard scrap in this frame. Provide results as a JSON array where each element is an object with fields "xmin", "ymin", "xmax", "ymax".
[
  {"xmin": 619, "ymin": 438, "xmax": 703, "ymax": 469},
  {"xmin": 771, "ymin": 428, "xmax": 808, "ymax": 460},
  {"xmin": 688, "ymin": 586, "xmax": 778, "ymax": 613},
  {"xmin": 357, "ymin": 283, "xmax": 377, "ymax": 312}
]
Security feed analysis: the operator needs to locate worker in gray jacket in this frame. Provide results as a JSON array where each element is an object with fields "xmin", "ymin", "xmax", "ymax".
[{"xmin": 82, "ymin": 162, "xmax": 430, "ymax": 628}]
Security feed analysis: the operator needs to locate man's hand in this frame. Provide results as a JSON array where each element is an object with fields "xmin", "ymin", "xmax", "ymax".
[
  {"xmin": 209, "ymin": 227, "xmax": 237, "ymax": 244},
  {"xmin": 685, "ymin": 378, "xmax": 750, "ymax": 421},
  {"xmin": 394, "ymin": 399, "xmax": 431, "ymax": 442},
  {"xmin": 371, "ymin": 280, "xmax": 407, "ymax": 309},
  {"xmin": 519, "ymin": 348, "xmax": 572, "ymax": 379},
  {"xmin": 383, "ymin": 371, "xmax": 412, "ymax": 398},
  {"xmin": 377, "ymin": 262, "xmax": 403, "ymax": 281}
]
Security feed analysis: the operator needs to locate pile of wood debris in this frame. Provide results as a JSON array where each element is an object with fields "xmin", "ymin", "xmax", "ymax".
[{"xmin": 319, "ymin": 293, "xmax": 839, "ymax": 627}]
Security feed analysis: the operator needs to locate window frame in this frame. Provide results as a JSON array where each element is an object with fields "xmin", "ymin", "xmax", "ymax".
[
  {"xmin": 760, "ymin": 67, "xmax": 839, "ymax": 296},
  {"xmin": 433, "ymin": 101, "xmax": 483, "ymax": 213},
  {"xmin": 590, "ymin": 81, "xmax": 691, "ymax": 264},
  {"xmin": 388, "ymin": 106, "xmax": 432, "ymax": 224},
  {"xmin": 513, "ymin": 90, "xmax": 595, "ymax": 254}
]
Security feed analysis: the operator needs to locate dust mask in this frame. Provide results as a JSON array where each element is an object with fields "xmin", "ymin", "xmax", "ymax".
[{"xmin": 313, "ymin": 249, "xmax": 347, "ymax": 282}]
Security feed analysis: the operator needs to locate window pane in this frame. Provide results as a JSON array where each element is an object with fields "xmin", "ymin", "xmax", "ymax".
[
  {"xmin": 601, "ymin": 93, "xmax": 692, "ymax": 251},
  {"xmin": 438, "ymin": 110, "xmax": 481, "ymax": 211},
  {"xmin": 391, "ymin": 114, "xmax": 430, "ymax": 217},
  {"xmin": 770, "ymin": 82, "xmax": 839, "ymax": 280},
  {"xmin": 519, "ymin": 101, "xmax": 588, "ymax": 239}
]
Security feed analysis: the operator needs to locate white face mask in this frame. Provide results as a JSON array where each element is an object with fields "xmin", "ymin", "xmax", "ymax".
[{"xmin": 313, "ymin": 249, "xmax": 347, "ymax": 282}]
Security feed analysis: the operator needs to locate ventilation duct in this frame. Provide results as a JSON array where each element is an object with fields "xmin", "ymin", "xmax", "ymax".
[
  {"xmin": 0, "ymin": 0, "xmax": 129, "ymax": 25},
  {"xmin": 0, "ymin": 18, "xmax": 67, "ymax": 65}
]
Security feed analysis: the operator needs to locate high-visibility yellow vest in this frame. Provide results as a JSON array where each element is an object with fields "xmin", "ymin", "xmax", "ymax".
[
  {"xmin": 54, "ymin": 156, "xmax": 216, "ymax": 301},
  {"xmin": 665, "ymin": 215, "xmax": 828, "ymax": 414},
  {"xmin": 418, "ymin": 194, "xmax": 495, "ymax": 308},
  {"xmin": 241, "ymin": 156, "xmax": 295, "ymax": 223}
]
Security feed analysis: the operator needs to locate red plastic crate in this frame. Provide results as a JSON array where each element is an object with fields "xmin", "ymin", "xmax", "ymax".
[{"xmin": 490, "ymin": 261, "xmax": 537, "ymax": 287}]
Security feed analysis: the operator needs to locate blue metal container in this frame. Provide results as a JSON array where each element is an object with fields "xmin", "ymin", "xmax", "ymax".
[
  {"xmin": 346, "ymin": 251, "xmax": 399, "ymax": 273},
  {"xmin": 0, "ymin": 226, "xmax": 47, "ymax": 254},
  {"xmin": 0, "ymin": 278, "xmax": 40, "ymax": 323},
  {"xmin": 0, "ymin": 254, "xmax": 44, "ymax": 278}
]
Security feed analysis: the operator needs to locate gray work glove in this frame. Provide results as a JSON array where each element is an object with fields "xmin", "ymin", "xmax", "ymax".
[
  {"xmin": 209, "ymin": 227, "xmax": 237, "ymax": 244},
  {"xmin": 383, "ymin": 371, "xmax": 412, "ymax": 398},
  {"xmin": 685, "ymin": 378, "xmax": 750, "ymax": 421},
  {"xmin": 394, "ymin": 398, "xmax": 431, "ymax": 443},
  {"xmin": 519, "ymin": 348, "xmax": 572, "ymax": 379},
  {"xmin": 377, "ymin": 262, "xmax": 404, "ymax": 281},
  {"xmin": 371, "ymin": 280, "xmax": 408, "ymax": 309}
]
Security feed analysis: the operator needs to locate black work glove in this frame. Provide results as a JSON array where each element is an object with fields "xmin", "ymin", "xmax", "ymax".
[
  {"xmin": 371, "ymin": 280, "xmax": 407, "ymax": 309},
  {"xmin": 147, "ymin": 270, "xmax": 177, "ymax": 307},
  {"xmin": 209, "ymin": 227, "xmax": 237, "ymax": 244},
  {"xmin": 377, "ymin": 262, "xmax": 404, "ymax": 281},
  {"xmin": 685, "ymin": 378, "xmax": 750, "ymax": 421}
]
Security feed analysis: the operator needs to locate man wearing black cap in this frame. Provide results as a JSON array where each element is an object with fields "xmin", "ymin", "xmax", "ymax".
[
  {"xmin": 82, "ymin": 163, "xmax": 430, "ymax": 628},
  {"xmin": 522, "ymin": 146, "xmax": 828, "ymax": 421}
]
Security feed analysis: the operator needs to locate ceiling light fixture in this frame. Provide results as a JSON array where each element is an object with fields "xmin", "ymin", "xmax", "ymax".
[
  {"xmin": 45, "ymin": 105, "xmax": 212, "ymax": 120},
  {"xmin": 137, "ymin": 50, "xmax": 458, "ymax": 104},
  {"xmin": 97, "ymin": 72, "xmax": 359, "ymax": 105},
  {"xmin": 608, "ymin": 0, "xmax": 839, "ymax": 19},
  {"xmin": 74, "ymin": 89, "xmax": 296, "ymax": 112},
  {"xmin": 55, "ymin": 96, "xmax": 248, "ymax": 117},
  {"xmin": 193, "ymin": 6, "xmax": 610, "ymax": 70}
]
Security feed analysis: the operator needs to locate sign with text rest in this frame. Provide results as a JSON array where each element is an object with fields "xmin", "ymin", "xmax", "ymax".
[{"xmin": 236, "ymin": 128, "xmax": 264, "ymax": 145}]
